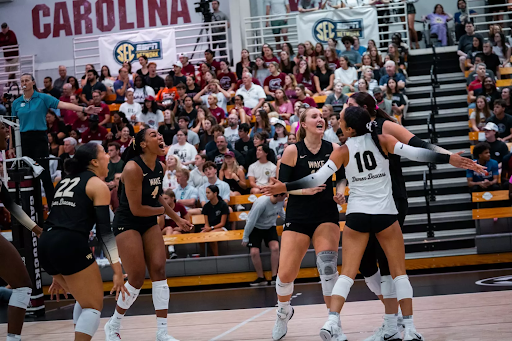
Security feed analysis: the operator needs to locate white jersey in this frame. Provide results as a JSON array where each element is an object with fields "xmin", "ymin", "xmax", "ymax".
[{"xmin": 345, "ymin": 134, "xmax": 397, "ymax": 215}]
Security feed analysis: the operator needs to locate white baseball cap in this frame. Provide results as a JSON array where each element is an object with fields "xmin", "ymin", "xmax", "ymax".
[
  {"xmin": 173, "ymin": 61, "xmax": 183, "ymax": 68},
  {"xmin": 178, "ymin": 53, "xmax": 188, "ymax": 59},
  {"xmin": 483, "ymin": 122, "xmax": 499, "ymax": 132}
]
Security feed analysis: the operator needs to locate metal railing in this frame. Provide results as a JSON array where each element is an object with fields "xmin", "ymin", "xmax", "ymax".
[
  {"xmin": 467, "ymin": 0, "xmax": 512, "ymax": 36},
  {"xmin": 73, "ymin": 21, "xmax": 229, "ymax": 79},
  {"xmin": 0, "ymin": 45, "xmax": 35, "ymax": 87},
  {"xmin": 243, "ymin": 2, "xmax": 409, "ymax": 58}
]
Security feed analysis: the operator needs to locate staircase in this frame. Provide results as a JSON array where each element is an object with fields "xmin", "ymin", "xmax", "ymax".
[{"xmin": 401, "ymin": 46, "xmax": 475, "ymax": 257}]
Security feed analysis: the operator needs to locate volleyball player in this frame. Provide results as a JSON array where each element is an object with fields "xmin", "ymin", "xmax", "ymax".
[
  {"xmin": 0, "ymin": 121, "xmax": 43, "ymax": 341},
  {"xmin": 269, "ymin": 107, "xmax": 346, "ymax": 341},
  {"xmin": 105, "ymin": 129, "xmax": 193, "ymax": 341},
  {"xmin": 38, "ymin": 142, "xmax": 127, "ymax": 341},
  {"xmin": 264, "ymin": 107, "xmax": 483, "ymax": 341}
]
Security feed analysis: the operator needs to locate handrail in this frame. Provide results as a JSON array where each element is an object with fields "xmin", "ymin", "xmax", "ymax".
[{"xmin": 423, "ymin": 171, "xmax": 435, "ymax": 238}]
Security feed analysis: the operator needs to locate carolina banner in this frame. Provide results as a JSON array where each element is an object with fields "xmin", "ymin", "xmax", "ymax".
[
  {"xmin": 99, "ymin": 28, "xmax": 177, "ymax": 74},
  {"xmin": 297, "ymin": 7, "xmax": 379, "ymax": 48}
]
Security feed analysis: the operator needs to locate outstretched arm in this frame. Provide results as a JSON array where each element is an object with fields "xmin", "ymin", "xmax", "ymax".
[{"xmin": 0, "ymin": 181, "xmax": 41, "ymax": 235}]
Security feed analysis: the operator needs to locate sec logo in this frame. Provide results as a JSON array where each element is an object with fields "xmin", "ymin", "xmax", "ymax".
[
  {"xmin": 114, "ymin": 41, "xmax": 137, "ymax": 64},
  {"xmin": 314, "ymin": 19, "xmax": 336, "ymax": 44}
]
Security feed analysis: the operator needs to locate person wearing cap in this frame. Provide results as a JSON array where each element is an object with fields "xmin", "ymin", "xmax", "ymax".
[
  {"xmin": 120, "ymin": 88, "xmax": 142, "ymax": 122},
  {"xmin": 483, "ymin": 122, "xmax": 509, "ymax": 166},
  {"xmin": 269, "ymin": 119, "xmax": 289, "ymax": 158},
  {"xmin": 155, "ymin": 75, "xmax": 179, "ymax": 110},
  {"xmin": 171, "ymin": 61, "xmax": 187, "ymax": 86},
  {"xmin": 373, "ymin": 86, "xmax": 392, "ymax": 115},
  {"xmin": 487, "ymin": 99, "xmax": 512, "ymax": 141},
  {"xmin": 81, "ymin": 114, "xmax": 108, "ymax": 144},
  {"xmin": 113, "ymin": 66, "xmax": 133, "ymax": 103},
  {"xmin": 168, "ymin": 129, "xmax": 198, "ymax": 168},
  {"xmin": 0, "ymin": 23, "xmax": 18, "ymax": 84},
  {"xmin": 248, "ymin": 143, "xmax": 277, "ymax": 194},
  {"xmin": 179, "ymin": 53, "xmax": 195, "ymax": 77},
  {"xmin": 467, "ymin": 142, "xmax": 500, "ymax": 192},
  {"xmin": 207, "ymin": 135, "xmax": 245, "ymax": 171}
]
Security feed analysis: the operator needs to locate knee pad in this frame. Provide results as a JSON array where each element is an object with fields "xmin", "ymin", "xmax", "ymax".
[
  {"xmin": 331, "ymin": 275, "xmax": 353, "ymax": 300},
  {"xmin": 75, "ymin": 308, "xmax": 101, "ymax": 337},
  {"xmin": 116, "ymin": 282, "xmax": 141, "ymax": 310},
  {"xmin": 152, "ymin": 280, "xmax": 170, "ymax": 311},
  {"xmin": 364, "ymin": 270, "xmax": 382, "ymax": 297},
  {"xmin": 73, "ymin": 302, "xmax": 83, "ymax": 325},
  {"xmin": 317, "ymin": 251, "xmax": 338, "ymax": 296},
  {"xmin": 394, "ymin": 275, "xmax": 413, "ymax": 301},
  {"xmin": 381, "ymin": 275, "xmax": 396, "ymax": 299},
  {"xmin": 8, "ymin": 287, "xmax": 31, "ymax": 310},
  {"xmin": 275, "ymin": 276, "xmax": 294, "ymax": 296}
]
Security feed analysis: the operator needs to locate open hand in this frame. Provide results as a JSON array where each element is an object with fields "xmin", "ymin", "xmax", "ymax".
[
  {"xmin": 178, "ymin": 218, "xmax": 194, "ymax": 232},
  {"xmin": 111, "ymin": 272, "xmax": 129, "ymax": 301},
  {"xmin": 449, "ymin": 151, "xmax": 487, "ymax": 173},
  {"xmin": 333, "ymin": 193, "xmax": 346, "ymax": 205},
  {"xmin": 262, "ymin": 177, "xmax": 287, "ymax": 196}
]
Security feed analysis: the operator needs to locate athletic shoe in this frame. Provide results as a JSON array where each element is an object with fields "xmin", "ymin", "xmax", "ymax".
[
  {"xmin": 319, "ymin": 319, "xmax": 347, "ymax": 341},
  {"xmin": 250, "ymin": 277, "xmax": 268, "ymax": 286},
  {"xmin": 269, "ymin": 275, "xmax": 277, "ymax": 286},
  {"xmin": 362, "ymin": 325, "xmax": 385, "ymax": 341},
  {"xmin": 170, "ymin": 252, "xmax": 178, "ymax": 259},
  {"xmin": 403, "ymin": 328, "xmax": 424, "ymax": 341},
  {"xmin": 397, "ymin": 316, "xmax": 405, "ymax": 332},
  {"xmin": 382, "ymin": 331, "xmax": 402, "ymax": 341},
  {"xmin": 236, "ymin": 204, "xmax": 245, "ymax": 211},
  {"xmin": 272, "ymin": 306, "xmax": 294, "ymax": 340},
  {"xmin": 156, "ymin": 330, "xmax": 180, "ymax": 341},
  {"xmin": 104, "ymin": 319, "xmax": 122, "ymax": 341}
]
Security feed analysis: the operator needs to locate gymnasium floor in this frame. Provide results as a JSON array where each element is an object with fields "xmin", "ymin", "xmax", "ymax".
[{"xmin": 1, "ymin": 268, "xmax": 511, "ymax": 340}]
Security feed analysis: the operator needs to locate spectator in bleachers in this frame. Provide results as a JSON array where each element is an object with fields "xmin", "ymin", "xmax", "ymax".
[
  {"xmin": 470, "ymin": 96, "xmax": 492, "ymax": 132},
  {"xmin": 174, "ymin": 168, "xmax": 201, "ymax": 215},
  {"xmin": 422, "ymin": 4, "xmax": 453, "ymax": 47},
  {"xmin": 386, "ymin": 78, "xmax": 406, "ymax": 117},
  {"xmin": 59, "ymin": 137, "xmax": 77, "ymax": 169},
  {"xmin": 325, "ymin": 80, "xmax": 348, "ymax": 114},
  {"xmin": 201, "ymin": 184, "xmax": 229, "ymax": 255},
  {"xmin": 171, "ymin": 61, "xmax": 187, "ymax": 86},
  {"xmin": 325, "ymin": 48, "xmax": 340, "ymax": 72},
  {"xmin": 313, "ymin": 56, "xmax": 334, "ymax": 97},
  {"xmin": 392, "ymin": 33, "xmax": 409, "ymax": 59},
  {"xmin": 71, "ymin": 107, "xmax": 89, "ymax": 135},
  {"xmin": 225, "ymin": 113, "xmax": 240, "ymax": 146},
  {"xmin": 198, "ymin": 117, "xmax": 215, "ymax": 151},
  {"xmin": 245, "ymin": 132, "xmax": 276, "ymax": 169},
  {"xmin": 474, "ymin": 77, "xmax": 500, "ymax": 109},
  {"xmin": 179, "ymin": 53, "xmax": 196, "ymax": 77},
  {"xmin": 274, "ymin": 89, "xmax": 293, "ymax": 121},
  {"xmin": 194, "ymin": 79, "xmax": 230, "ymax": 113},
  {"xmin": 261, "ymin": 102, "xmax": 277, "ymax": 120},
  {"xmin": 69, "ymin": 130, "xmax": 81, "ymax": 145},
  {"xmin": 299, "ymin": 0, "xmax": 320, "ymax": 12},
  {"xmin": 81, "ymin": 114, "xmax": 107, "ymax": 144},
  {"xmin": 197, "ymin": 63, "xmax": 214, "ymax": 89},
  {"xmin": 48, "ymin": 132, "xmax": 63, "ymax": 157},
  {"xmin": 355, "ymin": 78, "xmax": 372, "ymax": 96},
  {"xmin": 99, "ymin": 65, "xmax": 115, "ymax": 94},
  {"xmin": 219, "ymin": 151, "xmax": 247, "ymax": 196},
  {"xmin": 169, "ymin": 129, "xmax": 197, "ymax": 168},
  {"xmin": 265, "ymin": 0, "xmax": 291, "ymax": 50},
  {"xmin": 121, "ymin": 88, "xmax": 142, "ymax": 123},
  {"xmin": 295, "ymin": 58, "xmax": 315, "ymax": 94},
  {"xmin": 251, "ymin": 109, "xmax": 275, "ymax": 138},
  {"xmin": 242, "ymin": 193, "xmax": 285, "ymax": 286},
  {"xmin": 208, "ymin": 93, "xmax": 226, "ymax": 125},
  {"xmin": 145, "ymin": 62, "xmax": 165, "ymax": 94},
  {"xmin": 466, "ymin": 56, "xmax": 494, "ymax": 84},
  {"xmin": 492, "ymin": 32, "xmax": 511, "ymax": 66},
  {"xmin": 262, "ymin": 44, "xmax": 280, "ymax": 66},
  {"xmin": 269, "ymin": 119, "xmax": 288, "ymax": 158},
  {"xmin": 328, "ymin": 38, "xmax": 342, "ymax": 58},
  {"xmin": 487, "ymin": 99, "xmax": 512, "ymax": 141},
  {"xmin": 122, "ymin": 61, "xmax": 134, "ymax": 81},
  {"xmin": 217, "ymin": 60, "xmax": 237, "ymax": 94},
  {"xmin": 334, "ymin": 56, "xmax": 358, "ymax": 93},
  {"xmin": 204, "ymin": 49, "xmax": 221, "ymax": 72},
  {"xmin": 379, "ymin": 60, "xmax": 406, "ymax": 91},
  {"xmin": 253, "ymin": 57, "xmax": 271, "ymax": 87},
  {"xmin": 279, "ymin": 51, "xmax": 296, "ymax": 75},
  {"xmin": 53, "ymin": 65, "xmax": 69, "ymax": 93},
  {"xmin": 352, "ymin": 36, "xmax": 367, "ymax": 56},
  {"xmin": 114, "ymin": 67, "xmax": 133, "ymax": 104},
  {"xmin": 324, "ymin": 111, "xmax": 342, "ymax": 144},
  {"xmin": 231, "ymin": 95, "xmax": 250, "ymax": 123},
  {"xmin": 482, "ymin": 122, "xmax": 509, "ymax": 166},
  {"xmin": 115, "ymin": 126, "xmax": 132, "ymax": 154},
  {"xmin": 236, "ymin": 49, "xmax": 255, "ymax": 79},
  {"xmin": 59, "ymin": 84, "xmax": 78, "ymax": 126},
  {"xmin": 368, "ymin": 46, "xmax": 383, "ymax": 71},
  {"xmin": 341, "ymin": 36, "xmax": 362, "ymax": 67},
  {"xmin": 185, "ymin": 75, "xmax": 201, "ymax": 98},
  {"xmin": 42, "ymin": 77, "xmax": 61, "ymax": 99},
  {"xmin": 192, "ymin": 106, "xmax": 213, "ymax": 135},
  {"xmin": 163, "ymin": 155, "xmax": 181, "ymax": 190},
  {"xmin": 455, "ymin": 0, "xmax": 476, "ymax": 41},
  {"xmin": 295, "ymin": 84, "xmax": 317, "ymax": 108},
  {"xmin": 106, "ymin": 142, "xmax": 124, "ymax": 186},
  {"xmin": 315, "ymin": 43, "xmax": 325, "ymax": 58},
  {"xmin": 458, "ymin": 21, "xmax": 484, "ymax": 73},
  {"xmin": 467, "ymin": 142, "xmax": 500, "ymax": 192},
  {"xmin": 295, "ymin": 43, "xmax": 307, "ymax": 65},
  {"xmin": 283, "ymin": 42, "xmax": 296, "ymax": 61},
  {"xmin": 0, "ymin": 22, "xmax": 18, "ymax": 84},
  {"xmin": 235, "ymin": 73, "xmax": 266, "ymax": 115},
  {"xmin": 359, "ymin": 53, "xmax": 373, "ymax": 74},
  {"xmin": 235, "ymin": 123, "xmax": 254, "ymax": 158},
  {"xmin": 190, "ymin": 154, "xmax": 209, "ymax": 188},
  {"xmin": 80, "ymin": 64, "xmax": 95, "ymax": 87},
  {"xmin": 373, "ymin": 87, "xmax": 392, "ymax": 116},
  {"xmin": 482, "ymin": 42, "xmax": 501, "ymax": 79},
  {"xmin": 358, "ymin": 67, "xmax": 379, "ymax": 94},
  {"xmin": 248, "ymin": 144, "xmax": 277, "ymax": 194},
  {"xmin": 81, "ymin": 69, "xmax": 106, "ymax": 104},
  {"xmin": 155, "ymin": 75, "xmax": 178, "ymax": 111},
  {"xmin": 91, "ymin": 90, "xmax": 111, "ymax": 126},
  {"xmin": 135, "ymin": 55, "xmax": 149, "ymax": 79},
  {"xmin": 468, "ymin": 63, "xmax": 488, "ymax": 94},
  {"xmin": 139, "ymin": 96, "xmax": 164, "ymax": 129},
  {"xmin": 264, "ymin": 62, "xmax": 286, "ymax": 99},
  {"xmin": 387, "ymin": 43, "xmax": 406, "ymax": 70},
  {"xmin": 173, "ymin": 116, "xmax": 200, "ymax": 148},
  {"xmin": 236, "ymin": 66, "xmax": 261, "ymax": 90},
  {"xmin": 110, "ymin": 111, "xmax": 134, "ymax": 139},
  {"xmin": 199, "ymin": 161, "xmax": 231, "ymax": 205},
  {"xmin": 208, "ymin": 135, "xmax": 244, "ymax": 169},
  {"xmin": 501, "ymin": 87, "xmax": 512, "ymax": 115},
  {"xmin": 46, "ymin": 110, "xmax": 67, "ymax": 140},
  {"xmin": 159, "ymin": 189, "xmax": 189, "ymax": 259},
  {"xmin": 175, "ymin": 94, "xmax": 197, "ymax": 126},
  {"xmin": 283, "ymin": 74, "xmax": 298, "ymax": 102},
  {"xmin": 68, "ymin": 76, "xmax": 82, "ymax": 97}
]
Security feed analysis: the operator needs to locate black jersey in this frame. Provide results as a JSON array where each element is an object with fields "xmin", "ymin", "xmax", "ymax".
[
  {"xmin": 375, "ymin": 117, "xmax": 407, "ymax": 200},
  {"xmin": 45, "ymin": 171, "xmax": 96, "ymax": 235},
  {"xmin": 283, "ymin": 140, "xmax": 339, "ymax": 224},
  {"xmin": 115, "ymin": 156, "xmax": 164, "ymax": 227}
]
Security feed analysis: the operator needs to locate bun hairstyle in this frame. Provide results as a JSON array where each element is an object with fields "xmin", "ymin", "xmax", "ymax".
[
  {"xmin": 207, "ymin": 184, "xmax": 222, "ymax": 201},
  {"xmin": 350, "ymin": 92, "xmax": 394, "ymax": 122},
  {"xmin": 343, "ymin": 106, "xmax": 387, "ymax": 159},
  {"xmin": 122, "ymin": 128, "xmax": 148, "ymax": 164},
  {"xmin": 64, "ymin": 142, "xmax": 100, "ymax": 176}
]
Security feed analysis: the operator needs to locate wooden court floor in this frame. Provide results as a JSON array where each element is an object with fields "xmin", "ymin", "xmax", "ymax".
[{"xmin": 1, "ymin": 291, "xmax": 511, "ymax": 341}]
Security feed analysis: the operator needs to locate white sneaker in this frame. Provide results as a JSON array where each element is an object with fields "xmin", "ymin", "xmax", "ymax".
[
  {"xmin": 156, "ymin": 329, "xmax": 180, "ymax": 341},
  {"xmin": 319, "ymin": 319, "xmax": 347, "ymax": 341},
  {"xmin": 272, "ymin": 306, "xmax": 294, "ymax": 340},
  {"xmin": 382, "ymin": 331, "xmax": 402, "ymax": 341},
  {"xmin": 403, "ymin": 328, "xmax": 424, "ymax": 341},
  {"xmin": 104, "ymin": 319, "xmax": 122, "ymax": 341},
  {"xmin": 362, "ymin": 325, "xmax": 385, "ymax": 341}
]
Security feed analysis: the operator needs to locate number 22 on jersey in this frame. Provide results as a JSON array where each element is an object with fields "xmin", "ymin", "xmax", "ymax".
[{"xmin": 55, "ymin": 178, "xmax": 80, "ymax": 198}]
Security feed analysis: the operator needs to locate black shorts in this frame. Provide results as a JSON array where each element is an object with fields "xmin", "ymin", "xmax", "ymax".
[
  {"xmin": 39, "ymin": 228, "xmax": 95, "ymax": 276},
  {"xmin": 247, "ymin": 226, "xmax": 279, "ymax": 250},
  {"xmin": 112, "ymin": 212, "xmax": 158, "ymax": 236},
  {"xmin": 346, "ymin": 213, "xmax": 398, "ymax": 234},
  {"xmin": 283, "ymin": 220, "xmax": 339, "ymax": 239}
]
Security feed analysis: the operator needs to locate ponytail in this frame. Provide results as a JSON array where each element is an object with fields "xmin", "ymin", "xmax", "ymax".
[
  {"xmin": 64, "ymin": 142, "xmax": 100, "ymax": 176},
  {"xmin": 207, "ymin": 184, "xmax": 222, "ymax": 201},
  {"xmin": 366, "ymin": 121, "xmax": 387, "ymax": 159},
  {"xmin": 350, "ymin": 92, "xmax": 394, "ymax": 122},
  {"xmin": 344, "ymin": 107, "xmax": 387, "ymax": 159},
  {"xmin": 121, "ymin": 128, "xmax": 148, "ymax": 165}
]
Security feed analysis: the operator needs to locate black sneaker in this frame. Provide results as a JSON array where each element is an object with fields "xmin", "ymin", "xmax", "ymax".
[
  {"xmin": 170, "ymin": 252, "xmax": 178, "ymax": 259},
  {"xmin": 269, "ymin": 275, "xmax": 277, "ymax": 286},
  {"xmin": 250, "ymin": 277, "xmax": 268, "ymax": 286}
]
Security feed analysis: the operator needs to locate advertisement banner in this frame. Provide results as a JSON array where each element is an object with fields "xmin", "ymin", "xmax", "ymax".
[
  {"xmin": 99, "ymin": 28, "xmax": 177, "ymax": 73},
  {"xmin": 297, "ymin": 7, "xmax": 379, "ymax": 48}
]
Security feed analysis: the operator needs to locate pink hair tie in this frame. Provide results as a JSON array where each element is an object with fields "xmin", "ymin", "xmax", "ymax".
[{"xmin": 375, "ymin": 105, "xmax": 379, "ymax": 110}]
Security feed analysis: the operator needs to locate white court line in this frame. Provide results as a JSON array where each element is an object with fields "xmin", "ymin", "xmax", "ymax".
[{"xmin": 208, "ymin": 307, "xmax": 273, "ymax": 341}]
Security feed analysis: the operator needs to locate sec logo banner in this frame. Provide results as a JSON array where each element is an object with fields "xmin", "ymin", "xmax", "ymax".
[
  {"xmin": 313, "ymin": 18, "xmax": 364, "ymax": 44},
  {"xmin": 114, "ymin": 40, "xmax": 163, "ymax": 65}
]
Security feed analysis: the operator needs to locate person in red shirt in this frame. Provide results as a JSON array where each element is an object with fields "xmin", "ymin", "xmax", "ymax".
[
  {"xmin": 207, "ymin": 94, "xmax": 226, "ymax": 125},
  {"xmin": 156, "ymin": 75, "xmax": 179, "ymax": 110},
  {"xmin": 468, "ymin": 63, "xmax": 487, "ymax": 92},
  {"xmin": 91, "ymin": 90, "xmax": 111, "ymax": 126},
  {"xmin": 72, "ymin": 109, "xmax": 90, "ymax": 135},
  {"xmin": 264, "ymin": 62, "xmax": 286, "ymax": 98},
  {"xmin": 81, "ymin": 114, "xmax": 108, "ymax": 143},
  {"xmin": 59, "ymin": 84, "xmax": 79, "ymax": 126},
  {"xmin": 262, "ymin": 44, "xmax": 279, "ymax": 66},
  {"xmin": 217, "ymin": 60, "xmax": 237, "ymax": 93},
  {"xmin": 179, "ymin": 53, "xmax": 196, "ymax": 76},
  {"xmin": 159, "ymin": 189, "xmax": 190, "ymax": 259},
  {"xmin": 295, "ymin": 84, "xmax": 317, "ymax": 108},
  {"xmin": 205, "ymin": 49, "xmax": 221, "ymax": 73},
  {"xmin": 0, "ymin": 23, "xmax": 18, "ymax": 84}
]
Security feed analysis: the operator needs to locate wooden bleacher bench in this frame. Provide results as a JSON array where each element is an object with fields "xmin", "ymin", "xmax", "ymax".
[
  {"xmin": 496, "ymin": 79, "xmax": 512, "ymax": 88},
  {"xmin": 228, "ymin": 194, "xmax": 261, "ymax": 205},
  {"xmin": 108, "ymin": 103, "xmax": 121, "ymax": 112},
  {"xmin": 472, "ymin": 207, "xmax": 512, "ymax": 220},
  {"xmin": 472, "ymin": 190, "xmax": 509, "ymax": 202},
  {"xmin": 105, "ymin": 94, "xmax": 117, "ymax": 103},
  {"xmin": 500, "ymin": 67, "xmax": 512, "ymax": 77},
  {"xmin": 469, "ymin": 131, "xmax": 482, "ymax": 141},
  {"xmin": 314, "ymin": 95, "xmax": 327, "ymax": 104}
]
